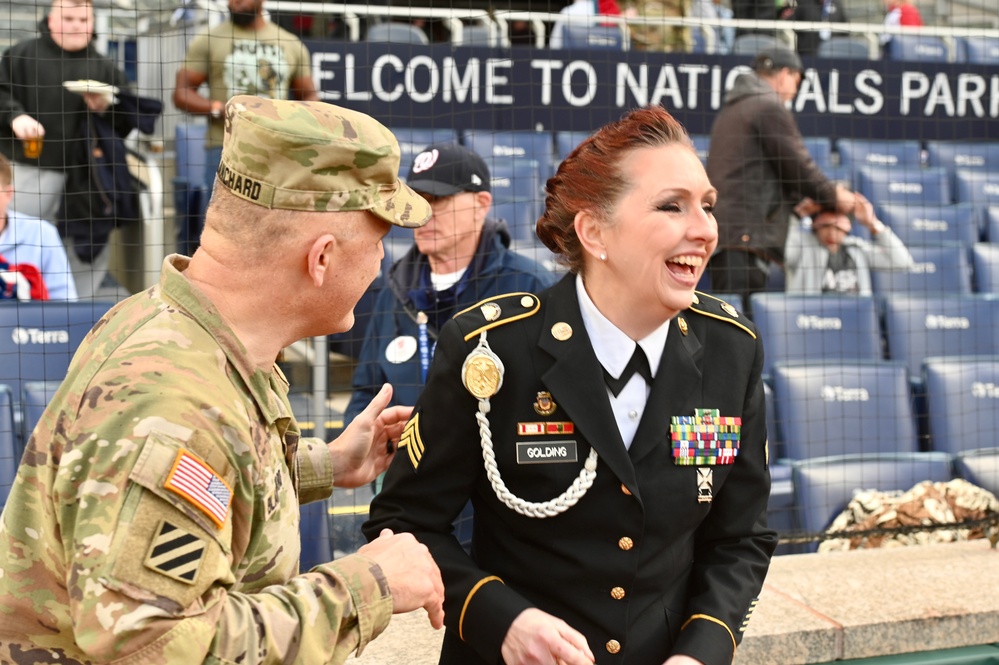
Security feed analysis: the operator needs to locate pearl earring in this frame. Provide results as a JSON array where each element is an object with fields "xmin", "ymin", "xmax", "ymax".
[{"xmin": 599, "ymin": 253, "xmax": 607, "ymax": 261}]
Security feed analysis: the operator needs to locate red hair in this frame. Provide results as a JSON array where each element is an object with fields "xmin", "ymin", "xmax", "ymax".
[{"xmin": 536, "ymin": 105, "xmax": 693, "ymax": 274}]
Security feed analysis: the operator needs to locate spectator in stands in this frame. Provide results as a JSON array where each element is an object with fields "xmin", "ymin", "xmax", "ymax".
[
  {"xmin": 706, "ymin": 46, "xmax": 854, "ymax": 310},
  {"xmin": 173, "ymin": 0, "xmax": 319, "ymax": 211},
  {"xmin": 780, "ymin": 0, "xmax": 849, "ymax": 56},
  {"xmin": 881, "ymin": 0, "xmax": 923, "ymax": 46},
  {"xmin": 732, "ymin": 0, "xmax": 778, "ymax": 36},
  {"xmin": 364, "ymin": 105, "xmax": 776, "ymax": 665},
  {"xmin": 0, "ymin": 153, "xmax": 77, "ymax": 300},
  {"xmin": 0, "ymin": 96, "xmax": 445, "ymax": 664},
  {"xmin": 692, "ymin": 0, "xmax": 735, "ymax": 53},
  {"xmin": 0, "ymin": 0, "xmax": 131, "ymax": 298},
  {"xmin": 785, "ymin": 192, "xmax": 914, "ymax": 295},
  {"xmin": 625, "ymin": 0, "xmax": 694, "ymax": 53},
  {"xmin": 550, "ymin": 0, "xmax": 623, "ymax": 49},
  {"xmin": 345, "ymin": 143, "xmax": 555, "ymax": 426}
]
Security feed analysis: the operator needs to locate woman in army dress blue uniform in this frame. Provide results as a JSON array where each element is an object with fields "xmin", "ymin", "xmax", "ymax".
[{"xmin": 365, "ymin": 106, "xmax": 777, "ymax": 665}]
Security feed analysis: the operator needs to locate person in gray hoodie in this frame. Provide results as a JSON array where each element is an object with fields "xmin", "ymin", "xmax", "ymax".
[
  {"xmin": 785, "ymin": 191, "xmax": 914, "ymax": 295},
  {"xmin": 706, "ymin": 46, "xmax": 854, "ymax": 309}
]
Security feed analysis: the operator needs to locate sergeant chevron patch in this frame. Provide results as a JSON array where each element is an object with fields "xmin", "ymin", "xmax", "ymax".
[
  {"xmin": 398, "ymin": 413, "xmax": 424, "ymax": 470},
  {"xmin": 144, "ymin": 520, "xmax": 206, "ymax": 585}
]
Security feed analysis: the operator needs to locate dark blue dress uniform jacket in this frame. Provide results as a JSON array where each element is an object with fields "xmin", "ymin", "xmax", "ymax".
[{"xmin": 365, "ymin": 274, "xmax": 777, "ymax": 665}]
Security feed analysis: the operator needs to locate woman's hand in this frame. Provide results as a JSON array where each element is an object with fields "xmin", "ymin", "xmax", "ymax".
[{"xmin": 501, "ymin": 608, "xmax": 595, "ymax": 665}]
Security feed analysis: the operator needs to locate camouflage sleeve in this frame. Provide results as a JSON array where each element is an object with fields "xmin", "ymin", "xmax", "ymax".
[
  {"xmin": 49, "ymin": 400, "xmax": 391, "ymax": 664},
  {"xmin": 297, "ymin": 435, "xmax": 335, "ymax": 505}
]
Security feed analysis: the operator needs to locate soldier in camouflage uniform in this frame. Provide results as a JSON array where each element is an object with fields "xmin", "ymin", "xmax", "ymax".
[{"xmin": 0, "ymin": 96, "xmax": 445, "ymax": 664}]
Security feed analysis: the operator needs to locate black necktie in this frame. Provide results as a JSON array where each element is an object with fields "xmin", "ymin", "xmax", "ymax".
[{"xmin": 603, "ymin": 345, "xmax": 653, "ymax": 397}]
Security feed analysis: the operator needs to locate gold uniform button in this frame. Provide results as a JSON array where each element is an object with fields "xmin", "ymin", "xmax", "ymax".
[
  {"xmin": 618, "ymin": 537, "xmax": 634, "ymax": 551},
  {"xmin": 620, "ymin": 483, "xmax": 632, "ymax": 496},
  {"xmin": 606, "ymin": 640, "xmax": 621, "ymax": 654},
  {"xmin": 610, "ymin": 586, "xmax": 626, "ymax": 600}
]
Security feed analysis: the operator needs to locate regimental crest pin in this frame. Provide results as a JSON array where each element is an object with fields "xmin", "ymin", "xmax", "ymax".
[
  {"xmin": 678, "ymin": 316, "xmax": 688, "ymax": 336},
  {"xmin": 533, "ymin": 391, "xmax": 557, "ymax": 416},
  {"xmin": 721, "ymin": 302, "xmax": 739, "ymax": 318},
  {"xmin": 481, "ymin": 302, "xmax": 501, "ymax": 322}
]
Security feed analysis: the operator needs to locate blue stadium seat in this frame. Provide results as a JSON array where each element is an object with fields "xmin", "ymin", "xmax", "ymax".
[
  {"xmin": 555, "ymin": 131, "xmax": 591, "ymax": 163},
  {"xmin": 961, "ymin": 36, "xmax": 999, "ymax": 65},
  {"xmin": 816, "ymin": 36, "xmax": 871, "ymax": 59},
  {"xmin": 486, "ymin": 157, "xmax": 544, "ymax": 243},
  {"xmin": 0, "ymin": 301, "xmax": 115, "ymax": 432},
  {"xmin": 876, "ymin": 203, "xmax": 979, "ymax": 248},
  {"xmin": 925, "ymin": 141, "xmax": 999, "ymax": 177},
  {"xmin": 20, "ymin": 381, "xmax": 61, "ymax": 451},
  {"xmin": 881, "ymin": 294, "xmax": 999, "ymax": 378},
  {"xmin": 869, "ymin": 243, "xmax": 972, "ymax": 296},
  {"xmin": 954, "ymin": 168, "xmax": 999, "ymax": 208},
  {"xmin": 792, "ymin": 452, "xmax": 954, "ymax": 547},
  {"xmin": 749, "ymin": 294, "xmax": 884, "ymax": 379},
  {"xmin": 463, "ymin": 130, "xmax": 556, "ymax": 176},
  {"xmin": 802, "ymin": 136, "xmax": 834, "ymax": 172},
  {"xmin": 299, "ymin": 498, "xmax": 332, "ymax": 572},
  {"xmin": 0, "ymin": 384, "xmax": 16, "ymax": 508},
  {"xmin": 732, "ymin": 33, "xmax": 778, "ymax": 55},
  {"xmin": 973, "ymin": 243, "xmax": 999, "ymax": 294},
  {"xmin": 390, "ymin": 128, "xmax": 459, "ymax": 171},
  {"xmin": 855, "ymin": 165, "xmax": 951, "ymax": 207},
  {"xmin": 886, "ymin": 34, "xmax": 950, "ymax": 62},
  {"xmin": 922, "ymin": 356, "xmax": 999, "ymax": 455},
  {"xmin": 987, "ymin": 207, "xmax": 999, "ymax": 242},
  {"xmin": 771, "ymin": 362, "xmax": 918, "ymax": 462},
  {"xmin": 559, "ymin": 23, "xmax": 627, "ymax": 50},
  {"xmin": 365, "ymin": 22, "xmax": 429, "ymax": 44},
  {"xmin": 836, "ymin": 138, "xmax": 922, "ymax": 168},
  {"xmin": 955, "ymin": 448, "xmax": 999, "ymax": 496}
]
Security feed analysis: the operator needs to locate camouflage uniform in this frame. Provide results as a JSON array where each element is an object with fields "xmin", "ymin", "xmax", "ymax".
[{"xmin": 0, "ymin": 97, "xmax": 430, "ymax": 664}]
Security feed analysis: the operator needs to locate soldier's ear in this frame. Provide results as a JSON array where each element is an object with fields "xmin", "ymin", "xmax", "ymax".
[{"xmin": 306, "ymin": 233, "xmax": 337, "ymax": 288}]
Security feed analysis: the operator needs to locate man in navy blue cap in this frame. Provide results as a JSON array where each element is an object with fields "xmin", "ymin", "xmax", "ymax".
[{"xmin": 345, "ymin": 142, "xmax": 555, "ymax": 439}]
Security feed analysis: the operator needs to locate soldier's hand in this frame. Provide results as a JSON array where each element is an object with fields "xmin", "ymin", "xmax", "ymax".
[
  {"xmin": 501, "ymin": 608, "xmax": 595, "ymax": 665},
  {"xmin": 359, "ymin": 529, "xmax": 445, "ymax": 629},
  {"xmin": 330, "ymin": 383, "xmax": 412, "ymax": 488},
  {"xmin": 11, "ymin": 114, "xmax": 44, "ymax": 139}
]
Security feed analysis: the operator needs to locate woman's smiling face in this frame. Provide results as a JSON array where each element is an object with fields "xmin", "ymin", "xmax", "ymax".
[{"xmin": 594, "ymin": 143, "xmax": 718, "ymax": 325}]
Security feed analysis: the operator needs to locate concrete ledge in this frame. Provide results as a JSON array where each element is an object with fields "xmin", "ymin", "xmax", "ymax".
[{"xmin": 354, "ymin": 541, "xmax": 999, "ymax": 665}]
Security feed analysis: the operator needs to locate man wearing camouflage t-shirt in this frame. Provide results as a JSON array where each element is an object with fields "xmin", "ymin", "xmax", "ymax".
[{"xmin": 0, "ymin": 97, "xmax": 444, "ymax": 664}]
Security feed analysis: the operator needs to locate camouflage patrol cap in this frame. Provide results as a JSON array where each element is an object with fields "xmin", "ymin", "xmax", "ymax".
[{"xmin": 216, "ymin": 96, "xmax": 430, "ymax": 228}]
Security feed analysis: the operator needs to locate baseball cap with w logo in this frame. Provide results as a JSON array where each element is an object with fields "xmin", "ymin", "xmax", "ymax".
[{"xmin": 406, "ymin": 143, "xmax": 491, "ymax": 197}]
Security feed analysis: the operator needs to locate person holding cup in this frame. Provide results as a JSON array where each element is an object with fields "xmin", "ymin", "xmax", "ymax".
[{"xmin": 0, "ymin": 0, "xmax": 130, "ymax": 295}]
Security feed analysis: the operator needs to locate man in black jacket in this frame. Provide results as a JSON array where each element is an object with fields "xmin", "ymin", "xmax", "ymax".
[
  {"xmin": 0, "ymin": 0, "xmax": 131, "ymax": 297},
  {"xmin": 706, "ymin": 46, "xmax": 854, "ymax": 309}
]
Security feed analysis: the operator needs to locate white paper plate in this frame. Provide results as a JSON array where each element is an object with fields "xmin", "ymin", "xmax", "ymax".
[{"xmin": 63, "ymin": 79, "xmax": 119, "ymax": 96}]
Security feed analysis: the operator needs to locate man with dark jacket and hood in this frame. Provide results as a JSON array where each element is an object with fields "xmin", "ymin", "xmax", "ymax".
[
  {"xmin": 345, "ymin": 144, "xmax": 555, "ymax": 425},
  {"xmin": 706, "ymin": 46, "xmax": 855, "ymax": 309},
  {"xmin": 0, "ymin": 0, "xmax": 132, "ymax": 297}
]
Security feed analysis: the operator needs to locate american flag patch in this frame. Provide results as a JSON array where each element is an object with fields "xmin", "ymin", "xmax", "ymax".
[{"xmin": 164, "ymin": 450, "xmax": 233, "ymax": 529}]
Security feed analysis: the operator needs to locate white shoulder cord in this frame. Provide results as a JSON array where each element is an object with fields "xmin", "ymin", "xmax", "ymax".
[{"xmin": 462, "ymin": 330, "xmax": 599, "ymax": 519}]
